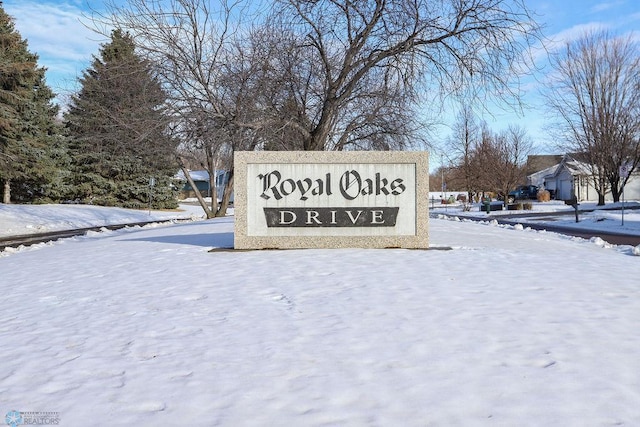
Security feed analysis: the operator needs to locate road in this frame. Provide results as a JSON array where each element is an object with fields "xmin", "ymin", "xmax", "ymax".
[{"xmin": 441, "ymin": 207, "xmax": 640, "ymax": 246}]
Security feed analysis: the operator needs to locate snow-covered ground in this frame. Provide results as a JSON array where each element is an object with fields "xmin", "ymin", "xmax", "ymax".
[
  {"xmin": 1, "ymin": 202, "xmax": 640, "ymax": 426},
  {"xmin": 0, "ymin": 203, "xmax": 207, "ymax": 237}
]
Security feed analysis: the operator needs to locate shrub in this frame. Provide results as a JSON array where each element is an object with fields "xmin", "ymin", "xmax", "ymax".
[{"xmin": 537, "ymin": 190, "xmax": 551, "ymax": 202}]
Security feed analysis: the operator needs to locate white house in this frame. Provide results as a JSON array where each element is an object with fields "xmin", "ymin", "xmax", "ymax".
[{"xmin": 527, "ymin": 154, "xmax": 640, "ymax": 202}]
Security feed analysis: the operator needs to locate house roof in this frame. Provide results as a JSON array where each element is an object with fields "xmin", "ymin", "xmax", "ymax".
[
  {"xmin": 527, "ymin": 153, "xmax": 596, "ymax": 186},
  {"xmin": 528, "ymin": 163, "xmax": 561, "ymax": 186},
  {"xmin": 563, "ymin": 155, "xmax": 594, "ymax": 175},
  {"xmin": 526, "ymin": 155, "xmax": 564, "ymax": 176},
  {"xmin": 174, "ymin": 170, "xmax": 211, "ymax": 182}
]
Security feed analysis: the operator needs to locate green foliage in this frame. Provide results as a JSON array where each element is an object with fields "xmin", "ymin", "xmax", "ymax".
[
  {"xmin": 0, "ymin": 5, "xmax": 61, "ymax": 203},
  {"xmin": 65, "ymin": 29, "xmax": 179, "ymax": 209}
]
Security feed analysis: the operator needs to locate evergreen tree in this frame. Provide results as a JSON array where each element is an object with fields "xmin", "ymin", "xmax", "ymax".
[
  {"xmin": 0, "ymin": 5, "xmax": 61, "ymax": 203},
  {"xmin": 65, "ymin": 29, "xmax": 179, "ymax": 209}
]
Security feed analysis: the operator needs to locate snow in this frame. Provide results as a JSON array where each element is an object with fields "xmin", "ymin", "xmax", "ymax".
[
  {"xmin": 1, "ymin": 202, "xmax": 640, "ymax": 426},
  {"xmin": 0, "ymin": 203, "xmax": 203, "ymax": 237}
]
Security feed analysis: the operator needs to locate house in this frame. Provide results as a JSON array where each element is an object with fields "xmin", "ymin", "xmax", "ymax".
[
  {"xmin": 175, "ymin": 170, "xmax": 233, "ymax": 202},
  {"xmin": 527, "ymin": 154, "xmax": 640, "ymax": 202}
]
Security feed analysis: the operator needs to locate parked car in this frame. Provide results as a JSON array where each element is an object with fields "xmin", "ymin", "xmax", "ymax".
[{"xmin": 506, "ymin": 185, "xmax": 539, "ymax": 203}]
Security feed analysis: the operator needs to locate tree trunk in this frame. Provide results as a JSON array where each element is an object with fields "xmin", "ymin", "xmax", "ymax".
[
  {"xmin": 216, "ymin": 155, "xmax": 235, "ymax": 217},
  {"xmin": 3, "ymin": 179, "xmax": 10, "ymax": 204},
  {"xmin": 205, "ymin": 148, "xmax": 219, "ymax": 216},
  {"xmin": 207, "ymin": 168, "xmax": 218, "ymax": 215},
  {"xmin": 216, "ymin": 172, "xmax": 234, "ymax": 218},
  {"xmin": 610, "ymin": 180, "xmax": 621, "ymax": 203},
  {"xmin": 612, "ymin": 191, "xmax": 621, "ymax": 203},
  {"xmin": 178, "ymin": 160, "xmax": 215, "ymax": 219},
  {"xmin": 307, "ymin": 99, "xmax": 338, "ymax": 151}
]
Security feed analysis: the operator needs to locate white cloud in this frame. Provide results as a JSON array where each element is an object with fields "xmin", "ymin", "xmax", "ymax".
[
  {"xmin": 4, "ymin": 1, "xmax": 107, "ymax": 96},
  {"xmin": 545, "ymin": 22, "xmax": 610, "ymax": 53},
  {"xmin": 590, "ymin": 1, "xmax": 625, "ymax": 14}
]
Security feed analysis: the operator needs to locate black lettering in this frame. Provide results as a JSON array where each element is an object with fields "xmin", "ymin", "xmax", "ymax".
[
  {"xmin": 390, "ymin": 178, "xmax": 405, "ymax": 195},
  {"xmin": 310, "ymin": 178, "xmax": 324, "ymax": 197},
  {"xmin": 325, "ymin": 173, "xmax": 332, "ymax": 195},
  {"xmin": 340, "ymin": 170, "xmax": 361, "ymax": 200},
  {"xmin": 280, "ymin": 178, "xmax": 297, "ymax": 197},
  {"xmin": 361, "ymin": 178, "xmax": 374, "ymax": 195},
  {"xmin": 258, "ymin": 170, "xmax": 282, "ymax": 200},
  {"xmin": 259, "ymin": 170, "xmax": 406, "ymax": 201},
  {"xmin": 297, "ymin": 178, "xmax": 314, "ymax": 201},
  {"xmin": 376, "ymin": 173, "xmax": 390, "ymax": 195}
]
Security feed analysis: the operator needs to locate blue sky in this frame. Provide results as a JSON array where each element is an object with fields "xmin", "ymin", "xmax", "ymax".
[
  {"xmin": 4, "ymin": 0, "xmax": 110, "ymax": 102},
  {"xmin": 3, "ymin": 0, "xmax": 640, "ymax": 154}
]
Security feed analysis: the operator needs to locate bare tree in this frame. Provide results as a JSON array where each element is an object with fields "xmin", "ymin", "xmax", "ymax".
[
  {"xmin": 92, "ymin": 0, "xmax": 259, "ymax": 218},
  {"xmin": 547, "ymin": 30, "xmax": 640, "ymax": 205},
  {"xmin": 225, "ymin": 24, "xmax": 425, "ymax": 152},
  {"xmin": 446, "ymin": 106, "xmax": 483, "ymax": 200},
  {"xmin": 443, "ymin": 120, "xmax": 532, "ymax": 202},
  {"xmin": 89, "ymin": 0, "xmax": 543, "ymax": 215},
  {"xmin": 491, "ymin": 125, "xmax": 534, "ymax": 202},
  {"xmin": 271, "ymin": 0, "xmax": 543, "ymax": 151},
  {"xmin": 172, "ymin": 109, "xmax": 236, "ymax": 217},
  {"xmin": 468, "ymin": 125, "xmax": 532, "ymax": 200}
]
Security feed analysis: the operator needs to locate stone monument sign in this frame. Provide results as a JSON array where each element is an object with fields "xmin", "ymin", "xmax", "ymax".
[{"xmin": 234, "ymin": 151, "xmax": 429, "ymax": 249}]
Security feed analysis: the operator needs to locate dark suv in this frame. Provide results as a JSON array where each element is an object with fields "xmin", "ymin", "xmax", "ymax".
[{"xmin": 507, "ymin": 185, "xmax": 539, "ymax": 203}]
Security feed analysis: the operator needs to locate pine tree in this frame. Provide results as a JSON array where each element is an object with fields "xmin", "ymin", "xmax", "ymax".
[
  {"xmin": 0, "ymin": 5, "xmax": 60, "ymax": 203},
  {"xmin": 65, "ymin": 29, "xmax": 179, "ymax": 209}
]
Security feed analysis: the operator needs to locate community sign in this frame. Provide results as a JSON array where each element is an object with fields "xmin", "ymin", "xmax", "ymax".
[{"xmin": 234, "ymin": 151, "xmax": 429, "ymax": 249}]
